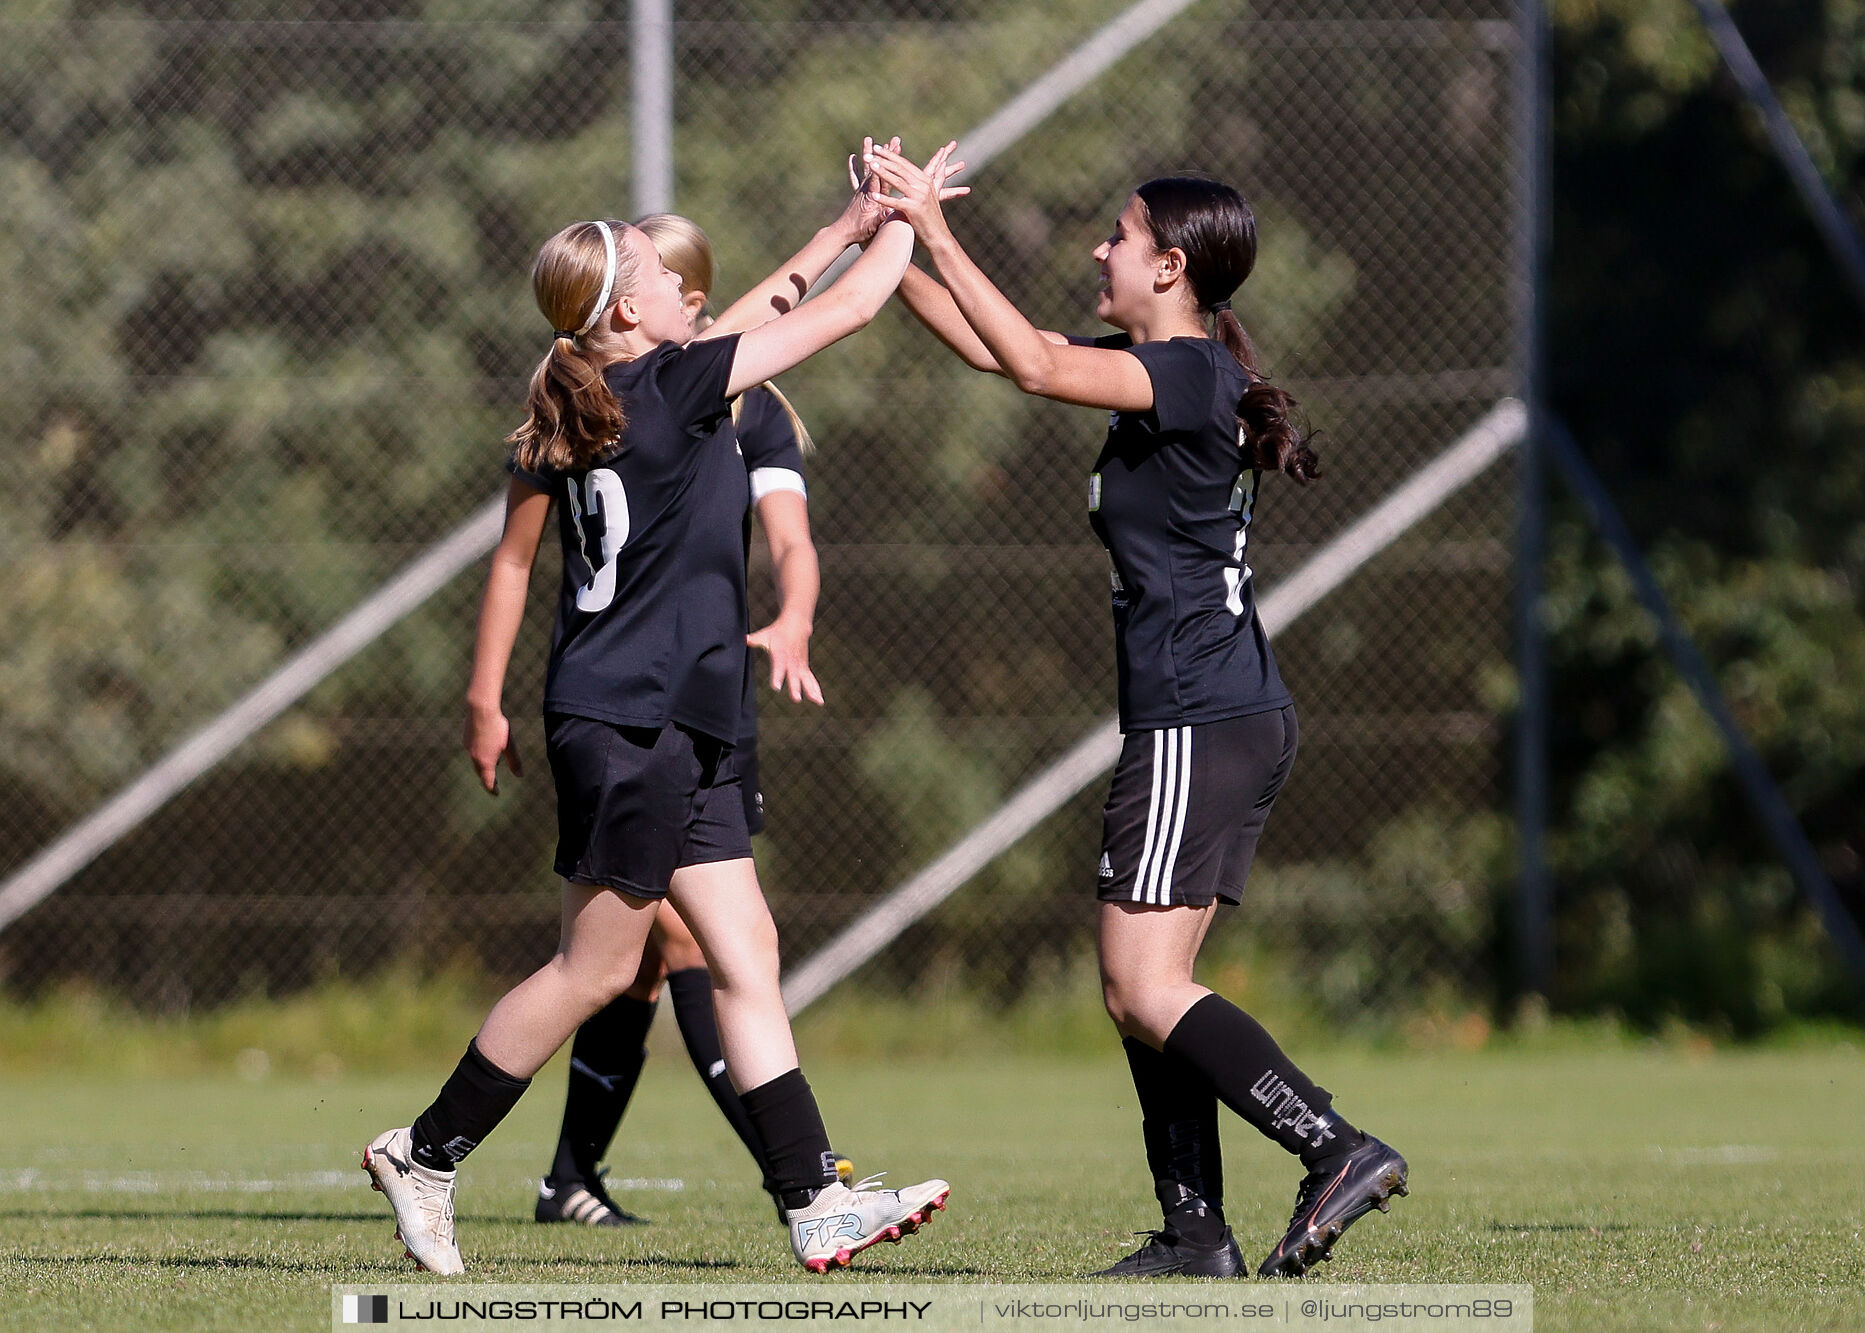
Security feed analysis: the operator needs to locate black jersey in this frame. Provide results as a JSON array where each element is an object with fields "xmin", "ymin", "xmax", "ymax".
[
  {"xmin": 510, "ymin": 334, "xmax": 749, "ymax": 745},
  {"xmin": 733, "ymin": 385, "xmax": 809, "ymax": 745},
  {"xmin": 1076, "ymin": 334, "xmax": 1292, "ymax": 731}
]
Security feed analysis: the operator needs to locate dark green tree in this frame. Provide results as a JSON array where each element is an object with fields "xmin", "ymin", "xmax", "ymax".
[{"xmin": 1538, "ymin": 0, "xmax": 1865, "ymax": 1025}]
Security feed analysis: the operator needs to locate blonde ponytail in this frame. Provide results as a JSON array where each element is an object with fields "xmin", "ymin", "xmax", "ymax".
[
  {"xmin": 507, "ymin": 220, "xmax": 638, "ymax": 473},
  {"xmin": 733, "ymin": 381, "xmax": 816, "ymax": 457}
]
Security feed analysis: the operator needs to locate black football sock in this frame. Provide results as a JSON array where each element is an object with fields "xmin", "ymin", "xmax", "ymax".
[
  {"xmin": 410, "ymin": 1039, "xmax": 533, "ymax": 1171},
  {"xmin": 667, "ymin": 968, "xmax": 770, "ymax": 1179},
  {"xmin": 739, "ymin": 1068, "xmax": 836, "ymax": 1211},
  {"xmin": 547, "ymin": 994, "xmax": 657, "ymax": 1186},
  {"xmin": 1163, "ymin": 994, "xmax": 1365, "ymax": 1166},
  {"xmin": 1123, "ymin": 1037, "xmax": 1226, "ymax": 1245}
]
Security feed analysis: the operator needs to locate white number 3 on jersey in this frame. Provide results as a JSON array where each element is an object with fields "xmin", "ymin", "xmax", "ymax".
[
  {"xmin": 566, "ymin": 468, "xmax": 630, "ymax": 612},
  {"xmin": 1224, "ymin": 470, "xmax": 1257, "ymax": 616}
]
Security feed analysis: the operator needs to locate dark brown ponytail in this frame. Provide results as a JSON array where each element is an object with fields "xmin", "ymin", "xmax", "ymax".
[
  {"xmin": 1214, "ymin": 307, "xmax": 1320, "ymax": 483},
  {"xmin": 508, "ymin": 220, "xmax": 638, "ymax": 474},
  {"xmin": 1134, "ymin": 177, "xmax": 1321, "ymax": 484}
]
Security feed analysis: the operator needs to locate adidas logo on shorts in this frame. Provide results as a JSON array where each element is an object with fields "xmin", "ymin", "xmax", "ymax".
[{"xmin": 1099, "ymin": 852, "xmax": 1114, "ymax": 879}]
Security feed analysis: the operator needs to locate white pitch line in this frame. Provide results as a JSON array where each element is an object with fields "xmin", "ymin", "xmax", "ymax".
[
  {"xmin": 0, "ymin": 1169, "xmax": 357, "ymax": 1193},
  {"xmin": 1652, "ymin": 1145, "xmax": 1781, "ymax": 1166}
]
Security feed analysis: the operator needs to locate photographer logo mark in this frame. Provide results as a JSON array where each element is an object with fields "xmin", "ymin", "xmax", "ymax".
[{"xmin": 341, "ymin": 1294, "xmax": 389, "ymax": 1324}]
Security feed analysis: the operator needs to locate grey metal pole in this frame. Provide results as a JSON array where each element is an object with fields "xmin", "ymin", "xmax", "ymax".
[
  {"xmin": 1545, "ymin": 419, "xmax": 1865, "ymax": 1002},
  {"xmin": 1688, "ymin": 0, "xmax": 1865, "ymax": 313},
  {"xmin": 1513, "ymin": 0, "xmax": 1554, "ymax": 1003},
  {"xmin": 632, "ymin": 0, "xmax": 674, "ymax": 215}
]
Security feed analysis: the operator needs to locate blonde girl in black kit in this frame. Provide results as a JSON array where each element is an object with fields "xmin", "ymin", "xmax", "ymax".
[
  {"xmin": 530, "ymin": 211, "xmax": 841, "ymax": 1229},
  {"xmin": 866, "ymin": 144, "xmax": 1408, "ymax": 1279},
  {"xmin": 362, "ymin": 150, "xmax": 963, "ymax": 1276}
]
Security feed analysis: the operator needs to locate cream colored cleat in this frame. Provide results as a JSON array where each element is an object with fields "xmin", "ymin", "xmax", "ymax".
[
  {"xmin": 785, "ymin": 1174, "xmax": 950, "ymax": 1273},
  {"xmin": 362, "ymin": 1127, "xmax": 464, "ymax": 1275}
]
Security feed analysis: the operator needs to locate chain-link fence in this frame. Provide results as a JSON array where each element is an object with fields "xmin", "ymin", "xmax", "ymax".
[{"xmin": 0, "ymin": 0, "xmax": 1521, "ymax": 1018}]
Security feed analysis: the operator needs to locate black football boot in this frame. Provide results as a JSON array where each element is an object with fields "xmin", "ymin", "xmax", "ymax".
[
  {"xmin": 1094, "ymin": 1226, "xmax": 1244, "ymax": 1278},
  {"xmin": 1257, "ymin": 1135, "xmax": 1408, "ymax": 1277}
]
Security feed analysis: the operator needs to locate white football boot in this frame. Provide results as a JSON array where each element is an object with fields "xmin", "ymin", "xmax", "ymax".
[
  {"xmin": 785, "ymin": 1174, "xmax": 950, "ymax": 1273},
  {"xmin": 362, "ymin": 1127, "xmax": 464, "ymax": 1275}
]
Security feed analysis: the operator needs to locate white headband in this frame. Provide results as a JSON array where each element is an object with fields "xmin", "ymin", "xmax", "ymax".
[{"xmin": 575, "ymin": 220, "xmax": 618, "ymax": 336}]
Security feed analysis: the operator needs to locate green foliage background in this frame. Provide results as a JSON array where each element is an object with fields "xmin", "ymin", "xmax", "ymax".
[
  {"xmin": 1, "ymin": 0, "xmax": 1859, "ymax": 1029},
  {"xmin": 1539, "ymin": 0, "xmax": 1865, "ymax": 1026}
]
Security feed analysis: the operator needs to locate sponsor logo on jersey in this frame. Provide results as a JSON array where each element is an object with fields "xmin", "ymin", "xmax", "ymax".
[{"xmin": 1098, "ymin": 852, "xmax": 1114, "ymax": 879}]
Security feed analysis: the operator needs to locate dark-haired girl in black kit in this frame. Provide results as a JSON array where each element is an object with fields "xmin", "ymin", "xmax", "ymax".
[{"xmin": 866, "ymin": 144, "xmax": 1408, "ymax": 1279}]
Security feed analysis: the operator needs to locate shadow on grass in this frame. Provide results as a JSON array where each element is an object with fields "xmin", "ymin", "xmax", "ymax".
[
  {"xmin": 0, "ymin": 1208, "xmax": 671, "ymax": 1223},
  {"xmin": 6, "ymin": 1253, "xmax": 750, "ymax": 1274},
  {"xmin": 1488, "ymin": 1221, "xmax": 1636, "ymax": 1232},
  {"xmin": 0, "ymin": 1208, "xmax": 652, "ymax": 1225},
  {"xmin": 0, "ymin": 1208, "xmax": 381, "ymax": 1223},
  {"xmin": 5, "ymin": 1251, "xmax": 995, "ymax": 1278},
  {"xmin": 8, "ymin": 1254, "xmax": 365, "ymax": 1275}
]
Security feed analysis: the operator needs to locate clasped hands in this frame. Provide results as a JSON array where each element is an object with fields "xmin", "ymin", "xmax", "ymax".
[{"xmin": 835, "ymin": 135, "xmax": 970, "ymax": 245}]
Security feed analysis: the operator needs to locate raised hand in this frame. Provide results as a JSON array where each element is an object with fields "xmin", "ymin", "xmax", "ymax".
[
  {"xmin": 863, "ymin": 140, "xmax": 969, "ymax": 240},
  {"xmin": 833, "ymin": 136, "xmax": 899, "ymax": 246}
]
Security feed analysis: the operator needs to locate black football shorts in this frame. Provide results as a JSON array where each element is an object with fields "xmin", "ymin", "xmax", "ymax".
[
  {"xmin": 736, "ymin": 737, "xmax": 765, "ymax": 837},
  {"xmin": 546, "ymin": 715, "xmax": 754, "ymax": 899},
  {"xmin": 1097, "ymin": 705, "xmax": 1298, "ymax": 907}
]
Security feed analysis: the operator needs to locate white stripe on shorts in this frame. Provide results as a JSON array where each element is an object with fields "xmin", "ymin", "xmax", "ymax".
[
  {"xmin": 1153, "ymin": 726, "xmax": 1193, "ymax": 902},
  {"xmin": 1130, "ymin": 730, "xmax": 1168, "ymax": 903},
  {"xmin": 1146, "ymin": 729, "xmax": 1180, "ymax": 903},
  {"xmin": 1132, "ymin": 726, "xmax": 1193, "ymax": 904}
]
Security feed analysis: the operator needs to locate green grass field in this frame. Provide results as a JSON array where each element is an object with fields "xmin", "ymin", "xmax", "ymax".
[{"xmin": 3, "ymin": 1041, "xmax": 1862, "ymax": 1332}]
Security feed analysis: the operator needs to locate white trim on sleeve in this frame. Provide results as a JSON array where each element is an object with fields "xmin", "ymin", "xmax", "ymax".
[{"xmin": 749, "ymin": 467, "xmax": 808, "ymax": 503}]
